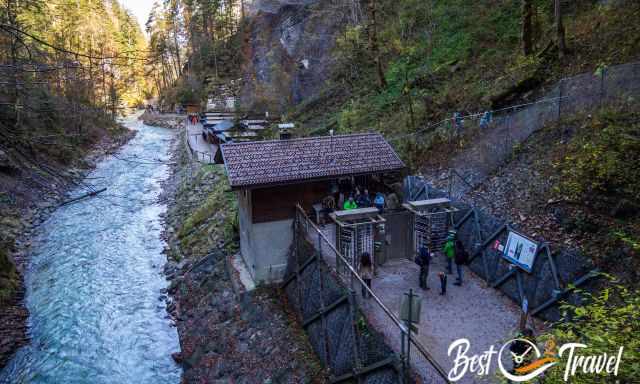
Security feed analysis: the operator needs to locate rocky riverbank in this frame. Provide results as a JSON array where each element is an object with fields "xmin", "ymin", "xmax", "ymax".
[
  {"xmin": 141, "ymin": 111, "xmax": 185, "ymax": 129},
  {"xmin": 161, "ymin": 128, "xmax": 328, "ymax": 383},
  {"xmin": 0, "ymin": 124, "xmax": 136, "ymax": 369}
]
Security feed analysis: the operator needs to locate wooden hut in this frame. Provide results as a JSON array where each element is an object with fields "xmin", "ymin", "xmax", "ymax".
[{"xmin": 220, "ymin": 133, "xmax": 405, "ymax": 282}]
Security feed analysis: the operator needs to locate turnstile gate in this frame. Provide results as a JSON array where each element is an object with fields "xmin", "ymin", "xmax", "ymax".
[
  {"xmin": 404, "ymin": 198, "xmax": 457, "ymax": 255},
  {"xmin": 339, "ymin": 223, "xmax": 374, "ymax": 271},
  {"xmin": 413, "ymin": 211, "xmax": 449, "ymax": 254},
  {"xmin": 331, "ymin": 207, "xmax": 385, "ymax": 274}
]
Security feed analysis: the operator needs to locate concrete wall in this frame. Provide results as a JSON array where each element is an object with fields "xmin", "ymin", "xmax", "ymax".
[
  {"xmin": 237, "ymin": 189, "xmax": 293, "ymax": 283},
  {"xmin": 237, "ymin": 190, "xmax": 253, "ymax": 276},
  {"xmin": 250, "ymin": 219, "xmax": 293, "ymax": 281}
]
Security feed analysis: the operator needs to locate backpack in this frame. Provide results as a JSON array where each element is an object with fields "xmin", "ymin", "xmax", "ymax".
[
  {"xmin": 455, "ymin": 247, "xmax": 469, "ymax": 265},
  {"xmin": 415, "ymin": 248, "xmax": 429, "ymax": 266}
]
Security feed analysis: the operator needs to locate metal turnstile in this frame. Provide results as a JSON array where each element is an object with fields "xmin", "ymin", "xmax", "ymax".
[
  {"xmin": 404, "ymin": 198, "xmax": 457, "ymax": 254},
  {"xmin": 331, "ymin": 208, "xmax": 385, "ymax": 273}
]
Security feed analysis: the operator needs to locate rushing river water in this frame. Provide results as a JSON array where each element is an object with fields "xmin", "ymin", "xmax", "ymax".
[{"xmin": 0, "ymin": 115, "xmax": 181, "ymax": 383}]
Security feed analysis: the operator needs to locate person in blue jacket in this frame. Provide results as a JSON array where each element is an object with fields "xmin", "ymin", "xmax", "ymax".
[{"xmin": 374, "ymin": 192, "xmax": 385, "ymax": 213}]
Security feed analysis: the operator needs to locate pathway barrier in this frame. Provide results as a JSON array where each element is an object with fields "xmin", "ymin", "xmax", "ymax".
[
  {"xmin": 391, "ymin": 61, "xmax": 640, "ymax": 197},
  {"xmin": 283, "ymin": 204, "xmax": 450, "ymax": 384},
  {"xmin": 184, "ymin": 125, "xmax": 214, "ymax": 164}
]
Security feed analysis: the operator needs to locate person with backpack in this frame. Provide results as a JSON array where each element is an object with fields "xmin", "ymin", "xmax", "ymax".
[
  {"xmin": 454, "ymin": 239, "xmax": 468, "ymax": 286},
  {"xmin": 443, "ymin": 232, "xmax": 456, "ymax": 274},
  {"xmin": 415, "ymin": 246, "xmax": 431, "ymax": 290}
]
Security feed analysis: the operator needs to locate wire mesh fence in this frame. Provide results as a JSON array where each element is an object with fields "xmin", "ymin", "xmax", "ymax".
[
  {"xmin": 284, "ymin": 205, "xmax": 450, "ymax": 384},
  {"xmin": 391, "ymin": 61, "xmax": 640, "ymax": 197}
]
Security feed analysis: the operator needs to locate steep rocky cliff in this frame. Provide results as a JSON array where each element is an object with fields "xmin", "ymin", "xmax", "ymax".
[{"xmin": 240, "ymin": 0, "xmax": 349, "ymax": 113}]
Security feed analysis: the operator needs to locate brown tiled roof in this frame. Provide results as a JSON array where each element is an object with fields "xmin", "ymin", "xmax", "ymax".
[{"xmin": 221, "ymin": 133, "xmax": 405, "ymax": 188}]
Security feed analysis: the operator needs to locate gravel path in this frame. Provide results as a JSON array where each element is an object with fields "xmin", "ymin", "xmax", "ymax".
[
  {"xmin": 360, "ymin": 254, "xmax": 527, "ymax": 383},
  {"xmin": 302, "ymin": 222, "xmax": 531, "ymax": 382}
]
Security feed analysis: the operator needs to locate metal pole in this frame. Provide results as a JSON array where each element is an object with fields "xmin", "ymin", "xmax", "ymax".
[
  {"xmin": 318, "ymin": 232, "xmax": 322, "ymax": 262},
  {"xmin": 406, "ymin": 289, "xmax": 413, "ymax": 384},
  {"xmin": 352, "ymin": 225, "xmax": 358, "ymax": 290},
  {"xmin": 600, "ymin": 68, "xmax": 606, "ymax": 107},
  {"xmin": 557, "ymin": 78, "xmax": 563, "ymax": 121},
  {"xmin": 400, "ymin": 328, "xmax": 406, "ymax": 383}
]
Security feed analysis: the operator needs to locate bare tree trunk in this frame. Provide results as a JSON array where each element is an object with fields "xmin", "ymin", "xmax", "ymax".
[
  {"xmin": 171, "ymin": 0, "xmax": 182, "ymax": 75},
  {"xmin": 213, "ymin": 32, "xmax": 219, "ymax": 79},
  {"xmin": 555, "ymin": 0, "xmax": 566, "ymax": 58},
  {"xmin": 101, "ymin": 51, "xmax": 107, "ymax": 108},
  {"xmin": 367, "ymin": 0, "xmax": 386, "ymax": 89},
  {"xmin": 521, "ymin": 0, "xmax": 533, "ymax": 56},
  {"xmin": 173, "ymin": 27, "xmax": 182, "ymax": 75}
]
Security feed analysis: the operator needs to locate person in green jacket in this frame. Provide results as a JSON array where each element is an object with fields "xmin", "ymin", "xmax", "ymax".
[
  {"xmin": 343, "ymin": 196, "xmax": 358, "ymax": 210},
  {"xmin": 443, "ymin": 232, "xmax": 456, "ymax": 274}
]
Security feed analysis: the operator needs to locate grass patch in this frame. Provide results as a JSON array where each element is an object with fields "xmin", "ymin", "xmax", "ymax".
[
  {"xmin": 178, "ymin": 166, "xmax": 234, "ymax": 238},
  {"xmin": 176, "ymin": 164, "xmax": 239, "ymax": 257}
]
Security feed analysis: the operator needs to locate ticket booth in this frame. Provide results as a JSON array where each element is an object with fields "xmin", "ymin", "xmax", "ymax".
[
  {"xmin": 403, "ymin": 198, "xmax": 457, "ymax": 254},
  {"xmin": 330, "ymin": 207, "xmax": 386, "ymax": 272}
]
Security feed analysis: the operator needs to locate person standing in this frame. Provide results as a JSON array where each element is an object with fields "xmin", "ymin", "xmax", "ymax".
[
  {"xmin": 454, "ymin": 239, "xmax": 468, "ymax": 286},
  {"xmin": 443, "ymin": 234, "xmax": 456, "ymax": 274},
  {"xmin": 360, "ymin": 252, "xmax": 373, "ymax": 298},
  {"xmin": 415, "ymin": 246, "xmax": 431, "ymax": 290},
  {"xmin": 374, "ymin": 192, "xmax": 385, "ymax": 213},
  {"xmin": 343, "ymin": 196, "xmax": 358, "ymax": 210},
  {"xmin": 438, "ymin": 271, "xmax": 447, "ymax": 295},
  {"xmin": 356, "ymin": 189, "xmax": 371, "ymax": 207},
  {"xmin": 320, "ymin": 195, "xmax": 336, "ymax": 225}
]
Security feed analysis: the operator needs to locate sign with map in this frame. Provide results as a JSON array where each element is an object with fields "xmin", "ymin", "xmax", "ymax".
[{"xmin": 502, "ymin": 230, "xmax": 539, "ymax": 273}]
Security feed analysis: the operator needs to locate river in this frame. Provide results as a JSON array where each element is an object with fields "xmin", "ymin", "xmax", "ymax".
[{"xmin": 0, "ymin": 115, "xmax": 181, "ymax": 383}]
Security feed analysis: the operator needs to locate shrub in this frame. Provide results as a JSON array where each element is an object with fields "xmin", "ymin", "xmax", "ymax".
[
  {"xmin": 541, "ymin": 283, "xmax": 640, "ymax": 383},
  {"xmin": 558, "ymin": 110, "xmax": 640, "ymax": 210}
]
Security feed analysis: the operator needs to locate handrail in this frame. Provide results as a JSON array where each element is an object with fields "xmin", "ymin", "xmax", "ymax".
[
  {"xmin": 295, "ymin": 204, "xmax": 450, "ymax": 382},
  {"xmin": 184, "ymin": 126, "xmax": 214, "ymax": 164},
  {"xmin": 296, "ymin": 204, "xmax": 406, "ymax": 331}
]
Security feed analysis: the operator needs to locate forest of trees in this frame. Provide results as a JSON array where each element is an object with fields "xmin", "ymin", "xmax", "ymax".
[
  {"xmin": 145, "ymin": 0, "xmax": 244, "ymax": 107},
  {"xmin": 0, "ymin": 0, "xmax": 150, "ymax": 166},
  {"xmin": 0, "ymin": 0, "xmax": 149, "ymax": 117}
]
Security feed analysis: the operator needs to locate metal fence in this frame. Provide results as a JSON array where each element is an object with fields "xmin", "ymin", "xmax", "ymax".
[
  {"xmin": 184, "ymin": 130, "xmax": 214, "ymax": 164},
  {"xmin": 452, "ymin": 206, "xmax": 600, "ymax": 321},
  {"xmin": 284, "ymin": 205, "xmax": 449, "ymax": 384},
  {"xmin": 391, "ymin": 61, "xmax": 640, "ymax": 197}
]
